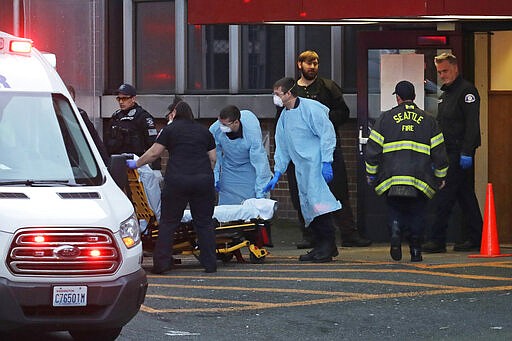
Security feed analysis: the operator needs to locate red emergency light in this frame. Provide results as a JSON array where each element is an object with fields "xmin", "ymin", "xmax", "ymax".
[{"xmin": 417, "ymin": 35, "xmax": 448, "ymax": 46}]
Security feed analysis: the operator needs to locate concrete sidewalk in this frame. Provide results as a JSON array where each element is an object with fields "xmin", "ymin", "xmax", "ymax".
[{"xmin": 269, "ymin": 218, "xmax": 512, "ymax": 264}]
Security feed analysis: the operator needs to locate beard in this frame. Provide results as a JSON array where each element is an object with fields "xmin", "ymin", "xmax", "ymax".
[{"xmin": 301, "ymin": 68, "xmax": 318, "ymax": 81}]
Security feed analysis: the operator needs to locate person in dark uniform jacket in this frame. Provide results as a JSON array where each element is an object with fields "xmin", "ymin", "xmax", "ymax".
[
  {"xmin": 365, "ymin": 80, "xmax": 448, "ymax": 262},
  {"xmin": 66, "ymin": 85, "xmax": 110, "ymax": 164},
  {"xmin": 423, "ymin": 53, "xmax": 483, "ymax": 253},
  {"xmin": 126, "ymin": 101, "xmax": 217, "ymax": 274},
  {"xmin": 105, "ymin": 83, "xmax": 160, "ymax": 169}
]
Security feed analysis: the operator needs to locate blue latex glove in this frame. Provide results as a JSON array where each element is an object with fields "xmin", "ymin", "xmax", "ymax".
[
  {"xmin": 321, "ymin": 162, "xmax": 333, "ymax": 183},
  {"xmin": 263, "ymin": 171, "xmax": 281, "ymax": 193},
  {"xmin": 367, "ymin": 174, "xmax": 376, "ymax": 185},
  {"xmin": 215, "ymin": 181, "xmax": 221, "ymax": 192},
  {"xmin": 126, "ymin": 159, "xmax": 138, "ymax": 169},
  {"xmin": 459, "ymin": 154, "xmax": 473, "ymax": 170}
]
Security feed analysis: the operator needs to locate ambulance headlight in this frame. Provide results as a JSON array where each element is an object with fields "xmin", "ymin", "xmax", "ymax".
[{"xmin": 120, "ymin": 213, "xmax": 141, "ymax": 249}]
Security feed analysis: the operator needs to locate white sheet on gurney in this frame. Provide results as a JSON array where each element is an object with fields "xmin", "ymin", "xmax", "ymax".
[
  {"xmin": 134, "ymin": 155, "xmax": 162, "ymax": 222},
  {"xmin": 181, "ymin": 198, "xmax": 277, "ymax": 223}
]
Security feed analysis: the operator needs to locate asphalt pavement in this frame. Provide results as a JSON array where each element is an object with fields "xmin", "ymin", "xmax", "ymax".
[{"xmin": 6, "ymin": 219, "xmax": 512, "ymax": 340}]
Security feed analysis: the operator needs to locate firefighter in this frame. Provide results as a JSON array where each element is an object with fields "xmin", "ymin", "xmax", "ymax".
[{"xmin": 365, "ymin": 80, "xmax": 448, "ymax": 262}]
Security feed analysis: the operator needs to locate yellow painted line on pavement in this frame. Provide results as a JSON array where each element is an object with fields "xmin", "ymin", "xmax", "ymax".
[
  {"xmin": 414, "ymin": 261, "xmax": 512, "ymax": 269},
  {"xmin": 140, "ymin": 285, "xmax": 512, "ymax": 314},
  {"xmin": 233, "ymin": 268, "xmax": 512, "ymax": 281}
]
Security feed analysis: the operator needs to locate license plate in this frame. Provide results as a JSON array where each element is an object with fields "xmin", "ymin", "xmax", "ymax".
[{"xmin": 52, "ymin": 286, "xmax": 87, "ymax": 307}]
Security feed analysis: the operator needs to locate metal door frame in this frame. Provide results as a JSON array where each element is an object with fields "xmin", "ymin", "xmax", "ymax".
[{"xmin": 355, "ymin": 29, "xmax": 463, "ymax": 240}]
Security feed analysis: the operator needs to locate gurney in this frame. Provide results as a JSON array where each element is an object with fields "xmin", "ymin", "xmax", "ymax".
[{"xmin": 126, "ymin": 168, "xmax": 276, "ymax": 264}]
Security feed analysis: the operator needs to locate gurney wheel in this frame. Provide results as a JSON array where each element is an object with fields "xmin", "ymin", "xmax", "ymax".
[
  {"xmin": 249, "ymin": 253, "xmax": 265, "ymax": 264},
  {"xmin": 217, "ymin": 253, "xmax": 234, "ymax": 263}
]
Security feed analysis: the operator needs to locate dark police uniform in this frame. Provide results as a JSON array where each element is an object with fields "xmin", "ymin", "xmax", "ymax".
[
  {"xmin": 105, "ymin": 103, "xmax": 159, "ymax": 168},
  {"xmin": 366, "ymin": 101, "xmax": 448, "ymax": 259},
  {"xmin": 427, "ymin": 75, "xmax": 483, "ymax": 249},
  {"xmin": 152, "ymin": 119, "xmax": 217, "ymax": 273}
]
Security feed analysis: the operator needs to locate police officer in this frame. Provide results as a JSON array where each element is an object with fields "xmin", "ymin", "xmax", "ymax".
[
  {"xmin": 105, "ymin": 83, "xmax": 159, "ymax": 169},
  {"xmin": 423, "ymin": 53, "xmax": 483, "ymax": 253},
  {"xmin": 365, "ymin": 81, "xmax": 448, "ymax": 262}
]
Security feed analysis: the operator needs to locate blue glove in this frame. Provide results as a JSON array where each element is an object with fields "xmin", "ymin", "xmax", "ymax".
[
  {"xmin": 321, "ymin": 162, "xmax": 333, "ymax": 183},
  {"xmin": 263, "ymin": 171, "xmax": 282, "ymax": 193},
  {"xmin": 215, "ymin": 181, "xmax": 221, "ymax": 192},
  {"xmin": 126, "ymin": 159, "xmax": 138, "ymax": 169},
  {"xmin": 459, "ymin": 154, "xmax": 473, "ymax": 170},
  {"xmin": 367, "ymin": 174, "xmax": 376, "ymax": 185}
]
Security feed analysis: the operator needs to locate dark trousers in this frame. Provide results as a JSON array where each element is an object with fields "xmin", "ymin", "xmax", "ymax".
[
  {"xmin": 287, "ymin": 147, "xmax": 356, "ymax": 235},
  {"xmin": 429, "ymin": 152, "xmax": 483, "ymax": 245},
  {"xmin": 309, "ymin": 212, "xmax": 336, "ymax": 242},
  {"xmin": 153, "ymin": 174, "xmax": 217, "ymax": 270},
  {"xmin": 386, "ymin": 194, "xmax": 428, "ymax": 241}
]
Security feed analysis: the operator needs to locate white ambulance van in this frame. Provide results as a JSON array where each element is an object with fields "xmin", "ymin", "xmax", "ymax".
[{"xmin": 0, "ymin": 31, "xmax": 147, "ymax": 340}]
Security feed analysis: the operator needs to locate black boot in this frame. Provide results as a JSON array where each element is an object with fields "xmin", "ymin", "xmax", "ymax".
[
  {"xmin": 312, "ymin": 237, "xmax": 338, "ymax": 263},
  {"xmin": 389, "ymin": 220, "xmax": 402, "ymax": 261},
  {"xmin": 298, "ymin": 238, "xmax": 338, "ymax": 262},
  {"xmin": 410, "ymin": 237, "xmax": 423, "ymax": 262}
]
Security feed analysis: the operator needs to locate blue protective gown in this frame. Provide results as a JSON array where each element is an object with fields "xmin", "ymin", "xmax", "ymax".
[
  {"xmin": 274, "ymin": 97, "xmax": 341, "ymax": 226},
  {"xmin": 209, "ymin": 110, "xmax": 272, "ymax": 205}
]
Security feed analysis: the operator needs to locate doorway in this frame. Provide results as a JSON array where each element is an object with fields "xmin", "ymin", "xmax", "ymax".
[{"xmin": 356, "ymin": 30, "xmax": 463, "ymax": 242}]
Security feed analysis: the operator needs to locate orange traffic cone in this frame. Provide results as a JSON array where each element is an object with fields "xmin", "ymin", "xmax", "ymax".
[{"xmin": 469, "ymin": 183, "xmax": 512, "ymax": 258}]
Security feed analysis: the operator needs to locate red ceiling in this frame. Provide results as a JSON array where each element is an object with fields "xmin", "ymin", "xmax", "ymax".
[{"xmin": 188, "ymin": 0, "xmax": 512, "ymax": 24}]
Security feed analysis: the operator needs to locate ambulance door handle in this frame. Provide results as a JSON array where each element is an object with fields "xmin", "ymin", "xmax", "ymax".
[{"xmin": 358, "ymin": 125, "xmax": 368, "ymax": 155}]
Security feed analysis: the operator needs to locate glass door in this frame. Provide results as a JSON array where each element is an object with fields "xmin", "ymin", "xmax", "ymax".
[{"xmin": 356, "ymin": 30, "xmax": 462, "ymax": 242}]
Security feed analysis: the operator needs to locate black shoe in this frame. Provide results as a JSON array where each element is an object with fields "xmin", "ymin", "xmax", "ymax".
[
  {"xmin": 453, "ymin": 240, "xmax": 480, "ymax": 252},
  {"xmin": 422, "ymin": 241, "xmax": 447, "ymax": 253},
  {"xmin": 311, "ymin": 241, "xmax": 338, "ymax": 263},
  {"xmin": 150, "ymin": 265, "xmax": 172, "ymax": 274},
  {"xmin": 410, "ymin": 247, "xmax": 423, "ymax": 262},
  {"xmin": 299, "ymin": 249, "xmax": 318, "ymax": 261},
  {"xmin": 296, "ymin": 239, "xmax": 314, "ymax": 249},
  {"xmin": 341, "ymin": 231, "xmax": 372, "ymax": 247},
  {"xmin": 389, "ymin": 221, "xmax": 402, "ymax": 261}
]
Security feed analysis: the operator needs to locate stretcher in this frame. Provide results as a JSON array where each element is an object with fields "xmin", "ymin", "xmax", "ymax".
[{"xmin": 126, "ymin": 168, "xmax": 276, "ymax": 264}]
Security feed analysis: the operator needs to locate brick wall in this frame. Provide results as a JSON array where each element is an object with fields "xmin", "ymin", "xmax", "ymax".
[{"xmin": 149, "ymin": 117, "xmax": 359, "ymax": 223}]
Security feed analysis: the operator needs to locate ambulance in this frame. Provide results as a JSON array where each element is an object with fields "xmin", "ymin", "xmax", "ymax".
[{"xmin": 0, "ymin": 31, "xmax": 147, "ymax": 339}]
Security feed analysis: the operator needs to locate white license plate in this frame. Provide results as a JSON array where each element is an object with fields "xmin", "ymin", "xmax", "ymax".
[{"xmin": 52, "ymin": 286, "xmax": 87, "ymax": 307}]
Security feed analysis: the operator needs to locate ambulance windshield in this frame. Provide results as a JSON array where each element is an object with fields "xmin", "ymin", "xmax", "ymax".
[{"xmin": 0, "ymin": 92, "xmax": 103, "ymax": 186}]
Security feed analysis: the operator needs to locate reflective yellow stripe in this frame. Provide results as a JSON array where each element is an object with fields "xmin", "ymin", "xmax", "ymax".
[
  {"xmin": 435, "ymin": 166, "xmax": 448, "ymax": 178},
  {"xmin": 369, "ymin": 130, "xmax": 384, "ymax": 146},
  {"xmin": 365, "ymin": 162, "xmax": 378, "ymax": 174},
  {"xmin": 374, "ymin": 176, "xmax": 436, "ymax": 198},
  {"xmin": 382, "ymin": 140, "xmax": 430, "ymax": 155},
  {"xmin": 431, "ymin": 133, "xmax": 445, "ymax": 149}
]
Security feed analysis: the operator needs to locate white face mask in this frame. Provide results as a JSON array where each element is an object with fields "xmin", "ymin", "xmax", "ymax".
[
  {"xmin": 273, "ymin": 94, "xmax": 284, "ymax": 107},
  {"xmin": 219, "ymin": 125, "xmax": 232, "ymax": 133},
  {"xmin": 167, "ymin": 119, "xmax": 173, "ymax": 125}
]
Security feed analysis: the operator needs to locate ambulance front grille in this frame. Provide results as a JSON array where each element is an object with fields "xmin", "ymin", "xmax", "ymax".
[{"xmin": 7, "ymin": 228, "xmax": 120, "ymax": 276}]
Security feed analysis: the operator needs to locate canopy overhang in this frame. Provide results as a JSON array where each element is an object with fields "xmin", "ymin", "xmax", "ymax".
[{"xmin": 188, "ymin": 0, "xmax": 512, "ymax": 25}]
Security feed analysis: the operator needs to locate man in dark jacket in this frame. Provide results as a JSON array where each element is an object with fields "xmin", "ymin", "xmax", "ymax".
[
  {"xmin": 105, "ymin": 83, "xmax": 160, "ymax": 169},
  {"xmin": 423, "ymin": 53, "xmax": 483, "ymax": 253},
  {"xmin": 365, "ymin": 80, "xmax": 448, "ymax": 262}
]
